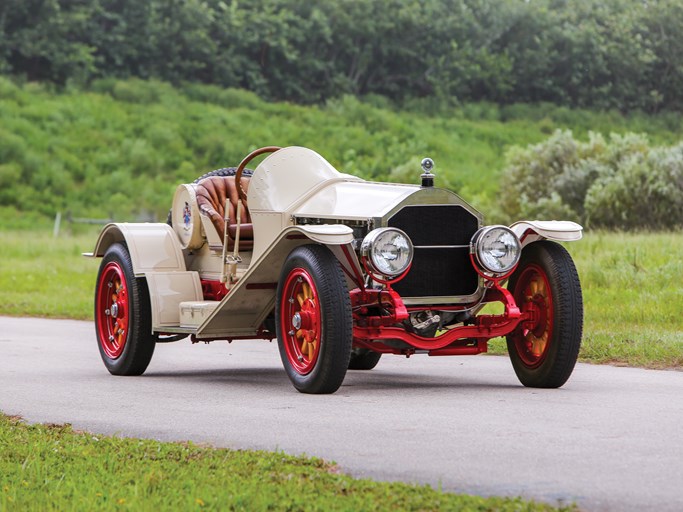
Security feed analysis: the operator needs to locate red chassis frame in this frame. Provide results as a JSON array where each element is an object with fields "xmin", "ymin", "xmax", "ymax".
[{"xmin": 351, "ymin": 282, "xmax": 532, "ymax": 357}]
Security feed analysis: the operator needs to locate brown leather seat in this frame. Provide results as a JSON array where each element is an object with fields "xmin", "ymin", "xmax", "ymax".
[{"xmin": 195, "ymin": 176, "xmax": 254, "ymax": 250}]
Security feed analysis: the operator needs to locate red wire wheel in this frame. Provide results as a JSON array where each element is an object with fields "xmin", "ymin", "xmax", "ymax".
[
  {"xmin": 94, "ymin": 243, "xmax": 156, "ymax": 376},
  {"xmin": 279, "ymin": 268, "xmax": 322, "ymax": 375},
  {"xmin": 506, "ymin": 241, "xmax": 583, "ymax": 388},
  {"xmin": 509, "ymin": 264, "xmax": 553, "ymax": 368},
  {"xmin": 276, "ymin": 245, "xmax": 353, "ymax": 394},
  {"xmin": 96, "ymin": 261, "xmax": 130, "ymax": 359}
]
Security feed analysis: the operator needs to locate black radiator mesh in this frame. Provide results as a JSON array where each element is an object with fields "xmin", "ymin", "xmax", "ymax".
[{"xmin": 388, "ymin": 205, "xmax": 479, "ymax": 298}]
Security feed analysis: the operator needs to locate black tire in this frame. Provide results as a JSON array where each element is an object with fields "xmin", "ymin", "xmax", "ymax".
[
  {"xmin": 94, "ymin": 243, "xmax": 156, "ymax": 376},
  {"xmin": 166, "ymin": 167, "xmax": 254, "ymax": 226},
  {"xmin": 276, "ymin": 245, "xmax": 353, "ymax": 394},
  {"xmin": 506, "ymin": 241, "xmax": 583, "ymax": 388},
  {"xmin": 348, "ymin": 348, "xmax": 382, "ymax": 370}
]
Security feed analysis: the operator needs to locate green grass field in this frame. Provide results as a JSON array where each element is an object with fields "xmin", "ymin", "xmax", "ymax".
[
  {"xmin": 0, "ymin": 415, "xmax": 572, "ymax": 511},
  {"xmin": 1, "ymin": 227, "xmax": 681, "ymax": 369}
]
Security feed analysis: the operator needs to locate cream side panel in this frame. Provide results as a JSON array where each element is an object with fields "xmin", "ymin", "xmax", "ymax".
[
  {"xmin": 250, "ymin": 211, "xmax": 289, "ymax": 262},
  {"xmin": 146, "ymin": 271, "xmax": 203, "ymax": 329},
  {"xmin": 197, "ymin": 225, "xmax": 353, "ymax": 338}
]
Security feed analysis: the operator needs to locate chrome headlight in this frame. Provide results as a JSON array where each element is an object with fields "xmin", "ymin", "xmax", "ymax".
[
  {"xmin": 360, "ymin": 228, "xmax": 414, "ymax": 278},
  {"xmin": 471, "ymin": 226, "xmax": 521, "ymax": 275}
]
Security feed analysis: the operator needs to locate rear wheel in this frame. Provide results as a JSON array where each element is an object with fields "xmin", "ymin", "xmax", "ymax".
[
  {"xmin": 95, "ymin": 243, "xmax": 156, "ymax": 375},
  {"xmin": 348, "ymin": 348, "xmax": 382, "ymax": 370},
  {"xmin": 276, "ymin": 245, "xmax": 352, "ymax": 394},
  {"xmin": 506, "ymin": 241, "xmax": 582, "ymax": 388}
]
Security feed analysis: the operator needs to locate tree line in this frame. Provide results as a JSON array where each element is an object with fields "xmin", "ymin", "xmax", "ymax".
[{"xmin": 1, "ymin": 0, "xmax": 682, "ymax": 112}]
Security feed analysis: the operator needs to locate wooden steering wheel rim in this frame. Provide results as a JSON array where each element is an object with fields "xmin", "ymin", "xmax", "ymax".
[{"xmin": 235, "ymin": 146, "xmax": 282, "ymax": 202}]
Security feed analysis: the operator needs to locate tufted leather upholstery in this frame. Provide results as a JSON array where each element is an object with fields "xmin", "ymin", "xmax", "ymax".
[{"xmin": 195, "ymin": 176, "xmax": 254, "ymax": 250}]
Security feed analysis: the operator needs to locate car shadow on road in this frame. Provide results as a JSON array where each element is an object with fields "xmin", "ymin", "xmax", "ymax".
[{"xmin": 142, "ymin": 367, "xmax": 521, "ymax": 393}]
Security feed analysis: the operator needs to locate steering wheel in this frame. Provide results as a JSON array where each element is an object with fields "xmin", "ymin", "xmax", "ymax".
[{"xmin": 235, "ymin": 146, "xmax": 282, "ymax": 202}]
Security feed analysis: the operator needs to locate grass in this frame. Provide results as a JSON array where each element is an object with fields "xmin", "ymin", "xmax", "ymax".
[
  {"xmin": 2, "ymin": 77, "xmax": 683, "ymax": 223},
  {"xmin": 1, "ymin": 227, "xmax": 681, "ymax": 369},
  {"xmin": 0, "ymin": 225, "xmax": 96, "ymax": 320},
  {"xmin": 566, "ymin": 232, "xmax": 683, "ymax": 368},
  {"xmin": 0, "ymin": 415, "xmax": 572, "ymax": 511}
]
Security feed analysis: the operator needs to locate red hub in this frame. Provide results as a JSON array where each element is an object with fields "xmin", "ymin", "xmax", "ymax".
[
  {"xmin": 96, "ymin": 261, "xmax": 129, "ymax": 359},
  {"xmin": 280, "ymin": 268, "xmax": 321, "ymax": 375},
  {"xmin": 510, "ymin": 264, "xmax": 554, "ymax": 367}
]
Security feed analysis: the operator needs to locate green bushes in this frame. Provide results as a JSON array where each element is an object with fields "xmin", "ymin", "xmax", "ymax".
[{"xmin": 501, "ymin": 130, "xmax": 683, "ymax": 229}]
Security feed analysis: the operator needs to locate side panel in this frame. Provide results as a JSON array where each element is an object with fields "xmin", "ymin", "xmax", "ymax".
[
  {"xmin": 91, "ymin": 223, "xmax": 186, "ymax": 276},
  {"xmin": 196, "ymin": 225, "xmax": 353, "ymax": 338},
  {"xmin": 145, "ymin": 271, "xmax": 203, "ymax": 329}
]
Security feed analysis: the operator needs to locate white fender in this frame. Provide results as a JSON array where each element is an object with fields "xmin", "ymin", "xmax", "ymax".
[
  {"xmin": 510, "ymin": 220, "xmax": 583, "ymax": 248},
  {"xmin": 87, "ymin": 223, "xmax": 186, "ymax": 276}
]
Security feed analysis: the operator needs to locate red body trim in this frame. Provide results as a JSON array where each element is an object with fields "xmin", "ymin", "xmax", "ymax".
[{"xmin": 245, "ymin": 282, "xmax": 278, "ymax": 290}]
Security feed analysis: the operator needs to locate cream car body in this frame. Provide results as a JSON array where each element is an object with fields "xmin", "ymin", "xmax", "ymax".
[{"xmin": 89, "ymin": 146, "xmax": 584, "ymax": 393}]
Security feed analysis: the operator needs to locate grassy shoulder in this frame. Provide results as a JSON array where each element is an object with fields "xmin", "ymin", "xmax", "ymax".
[
  {"xmin": 1, "ymin": 228, "xmax": 681, "ymax": 369},
  {"xmin": 0, "ymin": 415, "xmax": 570, "ymax": 511}
]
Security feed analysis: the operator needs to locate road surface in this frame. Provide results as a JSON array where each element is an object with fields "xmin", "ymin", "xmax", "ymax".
[{"xmin": 1, "ymin": 316, "xmax": 681, "ymax": 511}]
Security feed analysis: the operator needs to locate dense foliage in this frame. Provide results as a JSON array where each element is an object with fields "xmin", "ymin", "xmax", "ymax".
[
  {"xmin": 501, "ymin": 130, "xmax": 683, "ymax": 229},
  {"xmin": 2, "ymin": 77, "xmax": 682, "ymax": 223},
  {"xmin": 1, "ymin": 0, "xmax": 683, "ymax": 112}
]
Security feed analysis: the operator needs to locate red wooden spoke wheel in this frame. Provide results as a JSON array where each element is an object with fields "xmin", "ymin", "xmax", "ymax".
[
  {"xmin": 506, "ymin": 241, "xmax": 583, "ymax": 388},
  {"xmin": 276, "ymin": 245, "xmax": 353, "ymax": 394},
  {"xmin": 280, "ymin": 268, "xmax": 322, "ymax": 375},
  {"xmin": 509, "ymin": 264, "xmax": 554, "ymax": 368},
  {"xmin": 96, "ymin": 261, "xmax": 130, "ymax": 359},
  {"xmin": 94, "ymin": 243, "xmax": 156, "ymax": 376}
]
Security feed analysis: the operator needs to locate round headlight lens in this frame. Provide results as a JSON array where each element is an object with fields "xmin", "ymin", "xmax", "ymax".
[
  {"xmin": 360, "ymin": 228, "xmax": 413, "ymax": 278},
  {"xmin": 472, "ymin": 226, "xmax": 521, "ymax": 274}
]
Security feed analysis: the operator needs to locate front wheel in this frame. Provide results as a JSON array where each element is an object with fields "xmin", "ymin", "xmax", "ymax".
[
  {"xmin": 506, "ymin": 241, "xmax": 583, "ymax": 388},
  {"xmin": 95, "ymin": 243, "xmax": 156, "ymax": 375},
  {"xmin": 276, "ymin": 245, "xmax": 352, "ymax": 394}
]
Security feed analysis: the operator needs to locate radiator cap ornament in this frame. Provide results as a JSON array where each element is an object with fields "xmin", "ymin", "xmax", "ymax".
[{"xmin": 421, "ymin": 157, "xmax": 435, "ymax": 187}]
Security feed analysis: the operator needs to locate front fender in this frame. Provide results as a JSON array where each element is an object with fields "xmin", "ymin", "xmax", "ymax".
[{"xmin": 510, "ymin": 220, "xmax": 583, "ymax": 249}]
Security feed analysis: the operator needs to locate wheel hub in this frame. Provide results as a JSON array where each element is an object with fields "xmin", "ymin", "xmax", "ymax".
[
  {"xmin": 96, "ymin": 261, "xmax": 129, "ymax": 360},
  {"xmin": 281, "ymin": 268, "xmax": 322, "ymax": 375},
  {"xmin": 511, "ymin": 264, "xmax": 554, "ymax": 367}
]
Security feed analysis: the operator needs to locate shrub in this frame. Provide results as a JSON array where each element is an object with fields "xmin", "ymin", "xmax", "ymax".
[{"xmin": 501, "ymin": 130, "xmax": 683, "ymax": 229}]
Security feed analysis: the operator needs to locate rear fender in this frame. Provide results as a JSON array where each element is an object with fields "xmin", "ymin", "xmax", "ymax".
[
  {"xmin": 87, "ymin": 223, "xmax": 186, "ymax": 275},
  {"xmin": 87, "ymin": 223, "xmax": 202, "ymax": 332},
  {"xmin": 510, "ymin": 220, "xmax": 582, "ymax": 249}
]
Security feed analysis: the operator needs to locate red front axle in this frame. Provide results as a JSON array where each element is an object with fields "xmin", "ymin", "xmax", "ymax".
[{"xmin": 351, "ymin": 282, "xmax": 529, "ymax": 355}]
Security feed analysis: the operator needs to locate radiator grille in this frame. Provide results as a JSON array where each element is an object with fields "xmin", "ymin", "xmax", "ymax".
[{"xmin": 388, "ymin": 205, "xmax": 479, "ymax": 298}]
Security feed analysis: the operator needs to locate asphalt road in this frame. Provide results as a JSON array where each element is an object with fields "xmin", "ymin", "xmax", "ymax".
[{"xmin": 1, "ymin": 316, "xmax": 682, "ymax": 511}]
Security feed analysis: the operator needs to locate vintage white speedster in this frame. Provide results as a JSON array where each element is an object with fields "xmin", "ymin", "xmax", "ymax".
[{"xmin": 88, "ymin": 146, "xmax": 583, "ymax": 394}]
